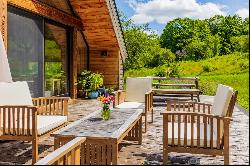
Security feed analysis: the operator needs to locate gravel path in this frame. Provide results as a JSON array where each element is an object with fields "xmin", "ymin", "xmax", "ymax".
[{"xmin": 0, "ymin": 96, "xmax": 248, "ymax": 165}]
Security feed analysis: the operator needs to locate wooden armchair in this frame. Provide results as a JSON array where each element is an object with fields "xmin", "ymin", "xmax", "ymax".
[
  {"xmin": 35, "ymin": 137, "xmax": 86, "ymax": 165},
  {"xmin": 0, "ymin": 81, "xmax": 70, "ymax": 164},
  {"xmin": 114, "ymin": 77, "xmax": 154, "ymax": 132},
  {"xmin": 161, "ymin": 84, "xmax": 238, "ymax": 165}
]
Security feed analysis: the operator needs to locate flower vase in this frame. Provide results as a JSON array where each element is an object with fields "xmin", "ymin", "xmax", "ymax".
[{"xmin": 101, "ymin": 104, "xmax": 111, "ymax": 120}]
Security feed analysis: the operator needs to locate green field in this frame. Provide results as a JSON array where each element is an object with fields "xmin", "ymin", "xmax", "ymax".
[{"xmin": 125, "ymin": 53, "xmax": 249, "ymax": 110}]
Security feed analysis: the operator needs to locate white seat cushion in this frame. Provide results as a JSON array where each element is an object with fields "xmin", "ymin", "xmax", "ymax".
[
  {"xmin": 37, "ymin": 116, "xmax": 67, "ymax": 135},
  {"xmin": 0, "ymin": 81, "xmax": 33, "ymax": 106},
  {"xmin": 116, "ymin": 102, "xmax": 145, "ymax": 109},
  {"xmin": 212, "ymin": 84, "xmax": 233, "ymax": 116},
  {"xmin": 125, "ymin": 77, "xmax": 152, "ymax": 103},
  {"xmin": 167, "ymin": 122, "xmax": 217, "ymax": 148},
  {"xmin": 0, "ymin": 115, "xmax": 67, "ymax": 136}
]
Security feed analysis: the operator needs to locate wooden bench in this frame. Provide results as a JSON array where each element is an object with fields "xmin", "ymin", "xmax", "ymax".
[{"xmin": 151, "ymin": 77, "xmax": 200, "ymax": 102}]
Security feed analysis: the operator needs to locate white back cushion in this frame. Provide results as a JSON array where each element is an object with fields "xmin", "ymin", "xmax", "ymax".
[
  {"xmin": 125, "ymin": 77, "xmax": 152, "ymax": 103},
  {"xmin": 0, "ymin": 81, "xmax": 33, "ymax": 106},
  {"xmin": 212, "ymin": 84, "xmax": 233, "ymax": 116}
]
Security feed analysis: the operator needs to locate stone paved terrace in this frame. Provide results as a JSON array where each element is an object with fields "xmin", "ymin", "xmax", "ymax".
[{"xmin": 0, "ymin": 95, "xmax": 249, "ymax": 165}]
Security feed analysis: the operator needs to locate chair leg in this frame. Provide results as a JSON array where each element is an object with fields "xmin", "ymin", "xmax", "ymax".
[
  {"xmin": 144, "ymin": 114, "xmax": 147, "ymax": 133},
  {"xmin": 151, "ymin": 108, "xmax": 154, "ymax": 123},
  {"xmin": 197, "ymin": 94, "xmax": 200, "ymax": 102},
  {"xmin": 32, "ymin": 137, "xmax": 38, "ymax": 164},
  {"xmin": 224, "ymin": 153, "xmax": 229, "ymax": 165},
  {"xmin": 163, "ymin": 147, "xmax": 168, "ymax": 165}
]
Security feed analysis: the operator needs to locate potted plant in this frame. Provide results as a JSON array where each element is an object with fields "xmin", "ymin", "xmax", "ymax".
[
  {"xmin": 77, "ymin": 70, "xmax": 92, "ymax": 98},
  {"xmin": 87, "ymin": 72, "xmax": 104, "ymax": 99},
  {"xmin": 106, "ymin": 86, "xmax": 115, "ymax": 96}
]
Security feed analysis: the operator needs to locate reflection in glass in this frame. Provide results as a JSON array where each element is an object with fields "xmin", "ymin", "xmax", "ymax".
[
  {"xmin": 7, "ymin": 6, "xmax": 44, "ymax": 97},
  {"xmin": 77, "ymin": 31, "xmax": 88, "ymax": 74},
  {"xmin": 44, "ymin": 23, "xmax": 69, "ymax": 96}
]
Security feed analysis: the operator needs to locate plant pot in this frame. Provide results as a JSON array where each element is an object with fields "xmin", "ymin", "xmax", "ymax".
[
  {"xmin": 88, "ymin": 91, "xmax": 99, "ymax": 99},
  {"xmin": 77, "ymin": 90, "xmax": 86, "ymax": 98},
  {"xmin": 45, "ymin": 91, "xmax": 52, "ymax": 97}
]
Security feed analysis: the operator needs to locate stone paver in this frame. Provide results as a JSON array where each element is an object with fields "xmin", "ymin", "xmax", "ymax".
[{"xmin": 0, "ymin": 96, "xmax": 249, "ymax": 165}]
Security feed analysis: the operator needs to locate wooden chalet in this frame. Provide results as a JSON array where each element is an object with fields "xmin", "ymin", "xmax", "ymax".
[{"xmin": 0, "ymin": 0, "xmax": 127, "ymax": 98}]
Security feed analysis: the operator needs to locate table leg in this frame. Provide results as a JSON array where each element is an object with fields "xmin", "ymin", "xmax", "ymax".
[
  {"xmin": 54, "ymin": 137, "xmax": 60, "ymax": 150},
  {"xmin": 139, "ymin": 117, "xmax": 143, "ymax": 145},
  {"xmin": 112, "ymin": 143, "xmax": 118, "ymax": 165}
]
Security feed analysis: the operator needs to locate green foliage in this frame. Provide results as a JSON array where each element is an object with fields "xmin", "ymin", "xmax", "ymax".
[
  {"xmin": 45, "ymin": 40, "xmax": 61, "ymax": 61},
  {"xmin": 231, "ymin": 35, "xmax": 249, "ymax": 53},
  {"xmin": 77, "ymin": 70, "xmax": 104, "ymax": 92},
  {"xmin": 120, "ymin": 12, "xmax": 175, "ymax": 70},
  {"xmin": 178, "ymin": 52, "xmax": 249, "ymax": 76},
  {"xmin": 77, "ymin": 70, "xmax": 92, "ymax": 91},
  {"xmin": 160, "ymin": 15, "xmax": 249, "ymax": 61},
  {"xmin": 45, "ymin": 62, "xmax": 66, "ymax": 90},
  {"xmin": 89, "ymin": 73, "xmax": 104, "ymax": 92},
  {"xmin": 199, "ymin": 73, "xmax": 249, "ymax": 110},
  {"xmin": 125, "ymin": 54, "xmax": 249, "ymax": 110}
]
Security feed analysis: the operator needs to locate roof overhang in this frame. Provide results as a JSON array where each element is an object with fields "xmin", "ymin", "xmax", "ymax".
[{"xmin": 69, "ymin": 0, "xmax": 127, "ymax": 62}]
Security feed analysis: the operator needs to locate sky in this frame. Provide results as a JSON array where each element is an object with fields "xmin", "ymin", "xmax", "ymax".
[{"xmin": 115, "ymin": 0, "xmax": 249, "ymax": 34}]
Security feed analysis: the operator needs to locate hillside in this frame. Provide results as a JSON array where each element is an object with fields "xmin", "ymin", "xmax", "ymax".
[{"xmin": 125, "ymin": 53, "xmax": 249, "ymax": 110}]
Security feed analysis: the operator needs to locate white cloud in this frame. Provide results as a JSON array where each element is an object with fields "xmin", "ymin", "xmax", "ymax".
[
  {"xmin": 127, "ymin": 0, "xmax": 227, "ymax": 24},
  {"xmin": 235, "ymin": 8, "xmax": 249, "ymax": 19}
]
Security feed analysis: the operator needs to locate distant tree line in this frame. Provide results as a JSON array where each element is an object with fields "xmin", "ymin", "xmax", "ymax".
[{"xmin": 120, "ymin": 12, "xmax": 249, "ymax": 70}]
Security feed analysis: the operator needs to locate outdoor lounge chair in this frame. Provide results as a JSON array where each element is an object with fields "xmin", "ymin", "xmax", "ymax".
[
  {"xmin": 0, "ymin": 81, "xmax": 70, "ymax": 164},
  {"xmin": 114, "ymin": 77, "xmax": 154, "ymax": 132},
  {"xmin": 161, "ymin": 84, "xmax": 238, "ymax": 165}
]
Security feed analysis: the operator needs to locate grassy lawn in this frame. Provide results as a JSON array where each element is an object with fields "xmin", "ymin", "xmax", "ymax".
[
  {"xmin": 199, "ymin": 73, "xmax": 249, "ymax": 110},
  {"xmin": 125, "ymin": 53, "xmax": 249, "ymax": 110}
]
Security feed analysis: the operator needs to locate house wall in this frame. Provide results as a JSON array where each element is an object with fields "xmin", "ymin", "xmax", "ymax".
[
  {"xmin": 0, "ymin": 0, "xmax": 124, "ymax": 98},
  {"xmin": 89, "ymin": 49, "xmax": 120, "ymax": 88}
]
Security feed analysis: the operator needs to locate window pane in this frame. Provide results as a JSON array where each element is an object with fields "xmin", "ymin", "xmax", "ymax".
[
  {"xmin": 7, "ymin": 6, "xmax": 44, "ymax": 97},
  {"xmin": 45, "ymin": 23, "xmax": 69, "ymax": 97},
  {"xmin": 77, "ymin": 31, "xmax": 88, "ymax": 74}
]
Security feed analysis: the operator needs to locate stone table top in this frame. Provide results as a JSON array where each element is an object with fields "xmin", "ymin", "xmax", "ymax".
[{"xmin": 51, "ymin": 108, "xmax": 143, "ymax": 140}]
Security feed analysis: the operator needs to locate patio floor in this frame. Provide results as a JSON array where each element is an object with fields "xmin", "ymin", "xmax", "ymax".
[{"xmin": 0, "ymin": 95, "xmax": 249, "ymax": 165}]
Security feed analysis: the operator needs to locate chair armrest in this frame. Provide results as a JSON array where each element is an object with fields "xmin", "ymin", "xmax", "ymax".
[
  {"xmin": 35, "ymin": 137, "xmax": 86, "ymax": 165},
  {"xmin": 0, "ymin": 105, "xmax": 38, "ymax": 136},
  {"xmin": 32, "ymin": 97, "xmax": 70, "ymax": 116},
  {"xmin": 166, "ymin": 101, "xmax": 213, "ymax": 114},
  {"xmin": 145, "ymin": 90, "xmax": 154, "ymax": 112},
  {"xmin": 160, "ymin": 111, "xmax": 232, "ymax": 121}
]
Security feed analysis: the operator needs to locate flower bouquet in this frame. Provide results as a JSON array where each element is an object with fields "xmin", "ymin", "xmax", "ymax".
[{"xmin": 98, "ymin": 96, "xmax": 114, "ymax": 120}]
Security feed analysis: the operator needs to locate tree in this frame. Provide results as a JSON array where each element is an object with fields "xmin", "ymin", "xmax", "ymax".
[
  {"xmin": 231, "ymin": 35, "xmax": 249, "ymax": 53},
  {"xmin": 208, "ymin": 15, "xmax": 246, "ymax": 55},
  {"xmin": 120, "ymin": 11, "xmax": 175, "ymax": 70},
  {"xmin": 160, "ymin": 18, "xmax": 194, "ymax": 54}
]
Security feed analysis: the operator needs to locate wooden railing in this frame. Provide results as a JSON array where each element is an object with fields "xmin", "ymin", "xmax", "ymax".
[
  {"xmin": 35, "ymin": 137, "xmax": 86, "ymax": 165},
  {"xmin": 32, "ymin": 97, "xmax": 69, "ymax": 116}
]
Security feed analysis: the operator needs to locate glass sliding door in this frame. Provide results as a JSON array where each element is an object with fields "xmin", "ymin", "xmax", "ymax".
[
  {"xmin": 7, "ymin": 6, "xmax": 71, "ymax": 97},
  {"xmin": 7, "ymin": 6, "xmax": 44, "ymax": 97},
  {"xmin": 77, "ymin": 31, "xmax": 88, "ymax": 75},
  {"xmin": 44, "ymin": 22, "xmax": 69, "ymax": 97}
]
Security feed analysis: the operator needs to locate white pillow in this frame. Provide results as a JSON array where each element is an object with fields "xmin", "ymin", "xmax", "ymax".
[
  {"xmin": 125, "ymin": 77, "xmax": 152, "ymax": 103},
  {"xmin": 212, "ymin": 84, "xmax": 233, "ymax": 116},
  {"xmin": 0, "ymin": 81, "xmax": 33, "ymax": 106}
]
